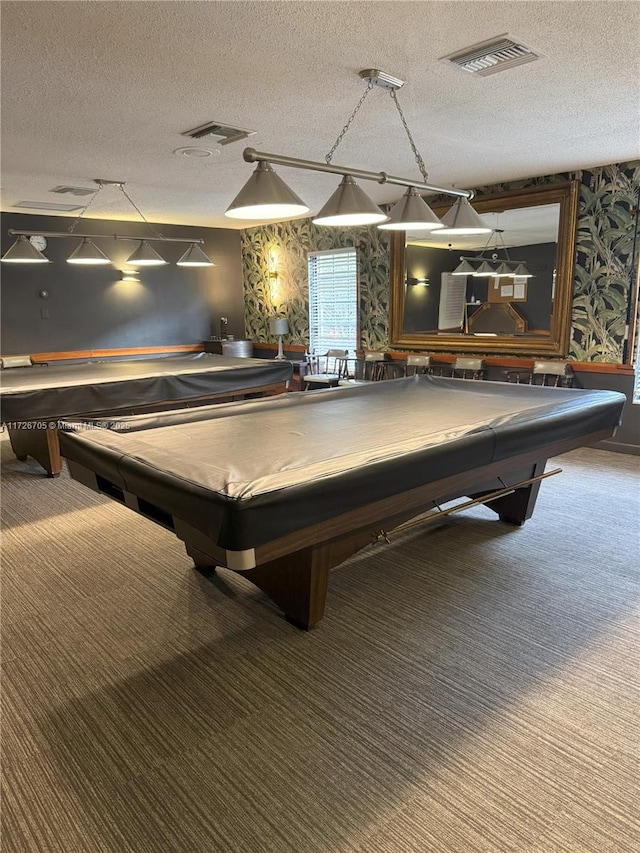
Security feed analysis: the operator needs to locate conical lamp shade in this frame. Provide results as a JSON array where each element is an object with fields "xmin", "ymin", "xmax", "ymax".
[
  {"xmin": 493, "ymin": 261, "xmax": 514, "ymax": 277},
  {"xmin": 513, "ymin": 263, "xmax": 533, "ymax": 278},
  {"xmin": 473, "ymin": 260, "xmax": 496, "ymax": 277},
  {"xmin": 176, "ymin": 242, "xmax": 215, "ymax": 267},
  {"xmin": 451, "ymin": 258, "xmax": 477, "ymax": 276},
  {"xmin": 438, "ymin": 198, "xmax": 491, "ymax": 235},
  {"xmin": 378, "ymin": 187, "xmax": 443, "ymax": 231},
  {"xmin": 225, "ymin": 162, "xmax": 309, "ymax": 220},
  {"xmin": 1, "ymin": 235, "xmax": 50, "ymax": 263},
  {"xmin": 313, "ymin": 175, "xmax": 388, "ymax": 226},
  {"xmin": 67, "ymin": 237, "xmax": 111, "ymax": 265},
  {"xmin": 126, "ymin": 240, "xmax": 168, "ymax": 266}
]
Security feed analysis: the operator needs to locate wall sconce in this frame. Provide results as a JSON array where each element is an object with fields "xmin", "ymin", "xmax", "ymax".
[
  {"xmin": 406, "ymin": 276, "xmax": 430, "ymax": 286},
  {"xmin": 120, "ymin": 269, "xmax": 140, "ymax": 282}
]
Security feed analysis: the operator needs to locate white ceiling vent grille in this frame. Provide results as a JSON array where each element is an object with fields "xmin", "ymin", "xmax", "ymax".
[
  {"xmin": 182, "ymin": 120, "xmax": 256, "ymax": 146},
  {"xmin": 440, "ymin": 34, "xmax": 542, "ymax": 77},
  {"xmin": 50, "ymin": 185, "xmax": 96, "ymax": 196},
  {"xmin": 13, "ymin": 200, "xmax": 85, "ymax": 212}
]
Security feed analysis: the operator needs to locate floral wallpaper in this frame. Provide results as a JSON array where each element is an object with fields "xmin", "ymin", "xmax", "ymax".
[{"xmin": 241, "ymin": 160, "xmax": 639, "ymax": 362}]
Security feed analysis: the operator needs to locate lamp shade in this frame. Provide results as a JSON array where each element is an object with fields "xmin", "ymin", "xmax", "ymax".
[
  {"xmin": 1, "ymin": 235, "xmax": 50, "ymax": 263},
  {"xmin": 225, "ymin": 162, "xmax": 310, "ymax": 220},
  {"xmin": 67, "ymin": 237, "xmax": 111, "ymax": 265},
  {"xmin": 269, "ymin": 317, "xmax": 289, "ymax": 336},
  {"xmin": 493, "ymin": 261, "xmax": 514, "ymax": 277},
  {"xmin": 438, "ymin": 198, "xmax": 492, "ymax": 235},
  {"xmin": 451, "ymin": 258, "xmax": 477, "ymax": 276},
  {"xmin": 176, "ymin": 242, "xmax": 215, "ymax": 267},
  {"xmin": 378, "ymin": 187, "xmax": 444, "ymax": 231},
  {"xmin": 513, "ymin": 263, "xmax": 533, "ymax": 278},
  {"xmin": 312, "ymin": 175, "xmax": 388, "ymax": 226},
  {"xmin": 473, "ymin": 260, "xmax": 496, "ymax": 277},
  {"xmin": 126, "ymin": 240, "xmax": 168, "ymax": 266}
]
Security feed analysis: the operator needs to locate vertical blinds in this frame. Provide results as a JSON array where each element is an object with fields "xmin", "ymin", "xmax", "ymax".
[{"xmin": 308, "ymin": 248, "xmax": 358, "ymax": 354}]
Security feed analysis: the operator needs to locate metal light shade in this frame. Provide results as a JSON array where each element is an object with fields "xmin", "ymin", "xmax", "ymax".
[
  {"xmin": 513, "ymin": 263, "xmax": 533, "ymax": 278},
  {"xmin": 126, "ymin": 240, "xmax": 168, "ymax": 266},
  {"xmin": 451, "ymin": 258, "xmax": 477, "ymax": 276},
  {"xmin": 493, "ymin": 261, "xmax": 515, "ymax": 277},
  {"xmin": 473, "ymin": 260, "xmax": 496, "ymax": 276},
  {"xmin": 438, "ymin": 198, "xmax": 492, "ymax": 235},
  {"xmin": 378, "ymin": 187, "xmax": 443, "ymax": 231},
  {"xmin": 176, "ymin": 242, "xmax": 215, "ymax": 267},
  {"xmin": 67, "ymin": 237, "xmax": 111, "ymax": 265},
  {"xmin": 225, "ymin": 162, "xmax": 310, "ymax": 220},
  {"xmin": 313, "ymin": 175, "xmax": 388, "ymax": 226},
  {"xmin": 1, "ymin": 235, "xmax": 50, "ymax": 263}
]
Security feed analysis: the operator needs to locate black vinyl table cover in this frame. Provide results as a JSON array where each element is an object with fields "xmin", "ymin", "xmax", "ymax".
[
  {"xmin": 59, "ymin": 375, "xmax": 625, "ymax": 566},
  {"xmin": 0, "ymin": 353, "xmax": 293, "ymax": 422}
]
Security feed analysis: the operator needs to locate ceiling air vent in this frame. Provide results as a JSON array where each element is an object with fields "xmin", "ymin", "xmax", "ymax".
[
  {"xmin": 50, "ymin": 185, "xmax": 96, "ymax": 196},
  {"xmin": 182, "ymin": 120, "xmax": 256, "ymax": 146},
  {"xmin": 13, "ymin": 200, "xmax": 85, "ymax": 212},
  {"xmin": 440, "ymin": 34, "xmax": 542, "ymax": 77}
]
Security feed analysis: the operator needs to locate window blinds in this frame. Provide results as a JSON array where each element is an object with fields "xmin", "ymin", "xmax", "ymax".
[{"xmin": 308, "ymin": 248, "xmax": 358, "ymax": 354}]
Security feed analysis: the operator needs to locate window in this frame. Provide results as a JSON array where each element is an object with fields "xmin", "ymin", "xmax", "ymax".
[{"xmin": 308, "ymin": 248, "xmax": 358, "ymax": 355}]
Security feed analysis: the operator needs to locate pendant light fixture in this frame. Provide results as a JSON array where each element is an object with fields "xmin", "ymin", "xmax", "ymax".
[
  {"xmin": 67, "ymin": 237, "xmax": 111, "ymax": 265},
  {"xmin": 378, "ymin": 186, "xmax": 444, "ymax": 231},
  {"xmin": 438, "ymin": 197, "xmax": 492, "ymax": 236},
  {"xmin": 456, "ymin": 229, "xmax": 534, "ymax": 279},
  {"xmin": 176, "ymin": 242, "xmax": 217, "ymax": 267},
  {"xmin": 225, "ymin": 161, "xmax": 310, "ymax": 220},
  {"xmin": 312, "ymin": 175, "xmax": 387, "ymax": 226},
  {"xmin": 451, "ymin": 258, "xmax": 477, "ymax": 276},
  {"xmin": 2, "ymin": 179, "xmax": 215, "ymax": 267},
  {"xmin": 1, "ymin": 234, "xmax": 50, "ymax": 263},
  {"xmin": 224, "ymin": 70, "xmax": 485, "ymax": 231},
  {"xmin": 125, "ymin": 239, "xmax": 167, "ymax": 266}
]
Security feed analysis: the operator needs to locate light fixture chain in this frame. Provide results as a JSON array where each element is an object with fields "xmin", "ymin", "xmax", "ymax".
[
  {"xmin": 118, "ymin": 184, "xmax": 165, "ymax": 239},
  {"xmin": 389, "ymin": 89, "xmax": 429, "ymax": 184},
  {"xmin": 324, "ymin": 80, "xmax": 374, "ymax": 164},
  {"xmin": 67, "ymin": 183, "xmax": 104, "ymax": 234}
]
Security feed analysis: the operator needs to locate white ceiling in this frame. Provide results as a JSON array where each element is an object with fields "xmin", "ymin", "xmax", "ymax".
[{"xmin": 1, "ymin": 1, "xmax": 639, "ymax": 230}]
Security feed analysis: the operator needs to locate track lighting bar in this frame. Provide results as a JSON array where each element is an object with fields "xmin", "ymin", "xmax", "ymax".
[{"xmin": 242, "ymin": 148, "xmax": 474, "ymax": 200}]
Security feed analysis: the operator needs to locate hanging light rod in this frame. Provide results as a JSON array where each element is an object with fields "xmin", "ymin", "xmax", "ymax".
[
  {"xmin": 241, "ymin": 148, "xmax": 474, "ymax": 200},
  {"xmin": 7, "ymin": 229, "xmax": 205, "ymax": 245}
]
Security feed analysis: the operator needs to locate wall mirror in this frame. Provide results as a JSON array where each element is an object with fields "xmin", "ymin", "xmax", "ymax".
[{"xmin": 389, "ymin": 181, "xmax": 579, "ymax": 356}]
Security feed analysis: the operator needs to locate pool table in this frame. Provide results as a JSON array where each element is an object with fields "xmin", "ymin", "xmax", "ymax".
[
  {"xmin": 59, "ymin": 376, "xmax": 625, "ymax": 629},
  {"xmin": 1, "ymin": 352, "xmax": 292, "ymax": 476}
]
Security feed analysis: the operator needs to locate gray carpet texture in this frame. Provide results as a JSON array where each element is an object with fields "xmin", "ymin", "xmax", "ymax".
[{"xmin": 1, "ymin": 439, "xmax": 638, "ymax": 853}]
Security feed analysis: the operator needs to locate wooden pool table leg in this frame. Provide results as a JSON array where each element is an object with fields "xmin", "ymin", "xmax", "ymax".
[
  {"xmin": 7, "ymin": 425, "xmax": 62, "ymax": 477},
  {"xmin": 484, "ymin": 460, "xmax": 546, "ymax": 526},
  {"xmin": 186, "ymin": 544, "xmax": 331, "ymax": 630}
]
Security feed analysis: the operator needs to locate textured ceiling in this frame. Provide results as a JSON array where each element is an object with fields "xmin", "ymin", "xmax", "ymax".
[{"xmin": 1, "ymin": 1, "xmax": 639, "ymax": 230}]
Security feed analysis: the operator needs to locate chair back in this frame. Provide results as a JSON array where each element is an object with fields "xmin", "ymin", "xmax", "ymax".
[
  {"xmin": 531, "ymin": 360, "xmax": 573, "ymax": 387},
  {"xmin": 405, "ymin": 354, "xmax": 432, "ymax": 376},
  {"xmin": 452, "ymin": 357, "xmax": 486, "ymax": 380}
]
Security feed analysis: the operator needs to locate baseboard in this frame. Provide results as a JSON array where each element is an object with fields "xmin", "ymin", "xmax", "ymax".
[{"xmin": 592, "ymin": 438, "xmax": 640, "ymax": 456}]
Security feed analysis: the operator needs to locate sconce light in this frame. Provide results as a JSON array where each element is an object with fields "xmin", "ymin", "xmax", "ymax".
[
  {"xmin": 120, "ymin": 269, "xmax": 140, "ymax": 282},
  {"xmin": 406, "ymin": 276, "xmax": 429, "ymax": 287},
  {"xmin": 268, "ymin": 249, "xmax": 279, "ymax": 279}
]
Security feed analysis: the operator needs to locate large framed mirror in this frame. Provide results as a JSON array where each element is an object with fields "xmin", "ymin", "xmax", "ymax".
[{"xmin": 389, "ymin": 180, "xmax": 579, "ymax": 356}]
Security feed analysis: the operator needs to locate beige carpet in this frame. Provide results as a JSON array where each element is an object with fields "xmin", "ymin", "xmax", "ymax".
[{"xmin": 1, "ymin": 440, "xmax": 639, "ymax": 852}]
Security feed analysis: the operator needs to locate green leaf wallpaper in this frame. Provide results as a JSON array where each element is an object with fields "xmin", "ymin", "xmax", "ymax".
[{"xmin": 241, "ymin": 160, "xmax": 639, "ymax": 362}]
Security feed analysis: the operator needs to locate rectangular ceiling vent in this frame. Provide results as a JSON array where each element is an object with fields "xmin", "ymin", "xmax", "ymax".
[
  {"xmin": 182, "ymin": 120, "xmax": 256, "ymax": 146},
  {"xmin": 13, "ymin": 200, "xmax": 85, "ymax": 212},
  {"xmin": 50, "ymin": 185, "xmax": 96, "ymax": 196},
  {"xmin": 440, "ymin": 34, "xmax": 542, "ymax": 77}
]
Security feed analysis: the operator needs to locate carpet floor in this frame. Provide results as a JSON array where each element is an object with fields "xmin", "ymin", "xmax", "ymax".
[{"xmin": 1, "ymin": 440, "xmax": 638, "ymax": 852}]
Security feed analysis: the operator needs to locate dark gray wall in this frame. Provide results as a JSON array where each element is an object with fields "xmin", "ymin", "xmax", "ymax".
[{"xmin": 1, "ymin": 212, "xmax": 245, "ymax": 354}]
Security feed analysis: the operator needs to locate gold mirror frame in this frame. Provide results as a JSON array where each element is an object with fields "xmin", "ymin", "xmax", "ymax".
[{"xmin": 389, "ymin": 180, "xmax": 579, "ymax": 356}]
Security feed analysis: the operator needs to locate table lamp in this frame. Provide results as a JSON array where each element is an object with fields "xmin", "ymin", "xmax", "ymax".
[{"xmin": 269, "ymin": 317, "xmax": 289, "ymax": 360}]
